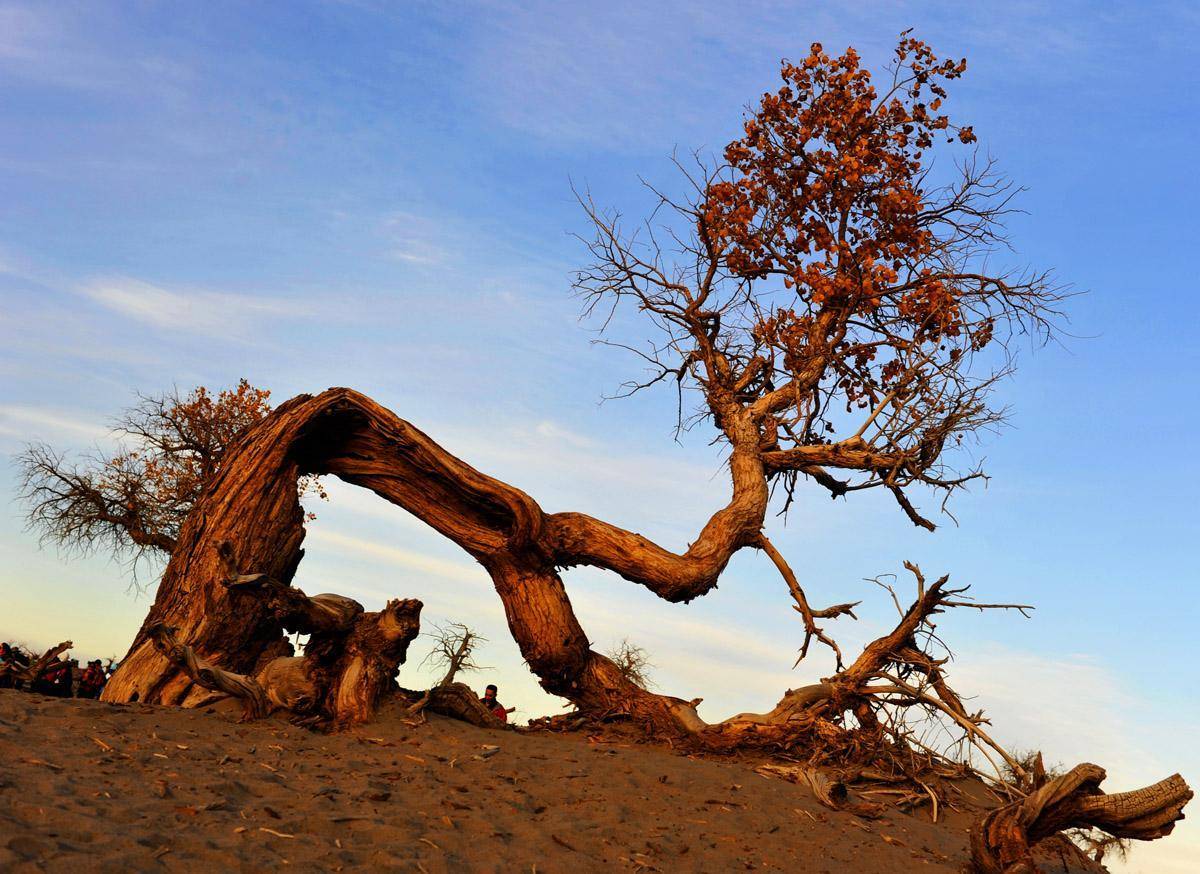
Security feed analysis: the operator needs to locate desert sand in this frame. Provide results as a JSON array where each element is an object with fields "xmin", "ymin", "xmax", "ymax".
[{"xmin": 0, "ymin": 689, "xmax": 1101, "ymax": 873}]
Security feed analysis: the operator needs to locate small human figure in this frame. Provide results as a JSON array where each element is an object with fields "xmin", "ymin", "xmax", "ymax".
[
  {"xmin": 33, "ymin": 658, "xmax": 74, "ymax": 697},
  {"xmin": 479, "ymin": 684, "xmax": 515, "ymax": 723},
  {"xmin": 77, "ymin": 659, "xmax": 107, "ymax": 699},
  {"xmin": 0, "ymin": 642, "xmax": 25, "ymax": 689}
]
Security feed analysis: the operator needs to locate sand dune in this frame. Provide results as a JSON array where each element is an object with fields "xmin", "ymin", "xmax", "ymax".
[{"xmin": 0, "ymin": 689, "xmax": 1101, "ymax": 872}]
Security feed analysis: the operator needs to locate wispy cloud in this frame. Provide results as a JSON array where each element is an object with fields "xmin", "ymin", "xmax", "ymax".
[
  {"xmin": 0, "ymin": 404, "xmax": 109, "ymax": 443},
  {"xmin": 0, "ymin": 2, "xmax": 191, "ymax": 94},
  {"xmin": 305, "ymin": 527, "xmax": 489, "ymax": 588},
  {"xmin": 79, "ymin": 277, "xmax": 312, "ymax": 336},
  {"xmin": 0, "ymin": 3, "xmax": 56, "ymax": 63},
  {"xmin": 381, "ymin": 211, "xmax": 451, "ymax": 265}
]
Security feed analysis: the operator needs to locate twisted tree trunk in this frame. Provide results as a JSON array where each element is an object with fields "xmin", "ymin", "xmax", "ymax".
[
  {"xmin": 104, "ymin": 389, "xmax": 705, "ymax": 728},
  {"xmin": 96, "ymin": 387, "xmax": 1194, "ymax": 866}
]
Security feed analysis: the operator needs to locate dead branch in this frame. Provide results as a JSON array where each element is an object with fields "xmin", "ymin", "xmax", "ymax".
[
  {"xmin": 755, "ymin": 763, "xmax": 881, "ymax": 817},
  {"xmin": 147, "ymin": 623, "xmax": 271, "ymax": 721},
  {"xmin": 421, "ymin": 622, "xmax": 486, "ymax": 689},
  {"xmin": 5, "ymin": 641, "xmax": 75, "ymax": 689},
  {"xmin": 755, "ymin": 533, "xmax": 857, "ymax": 667},
  {"xmin": 605, "ymin": 639, "xmax": 657, "ymax": 689},
  {"xmin": 970, "ymin": 764, "xmax": 1192, "ymax": 873}
]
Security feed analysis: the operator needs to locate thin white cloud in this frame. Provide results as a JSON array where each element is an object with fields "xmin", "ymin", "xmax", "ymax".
[
  {"xmin": 80, "ymin": 277, "xmax": 310, "ymax": 336},
  {"xmin": 0, "ymin": 2, "xmax": 182, "ymax": 93},
  {"xmin": 304, "ymin": 527, "xmax": 490, "ymax": 588},
  {"xmin": 381, "ymin": 211, "xmax": 449, "ymax": 265},
  {"xmin": 0, "ymin": 3, "xmax": 54, "ymax": 63},
  {"xmin": 533, "ymin": 419, "xmax": 597, "ymax": 449},
  {"xmin": 0, "ymin": 404, "xmax": 109, "ymax": 442}
]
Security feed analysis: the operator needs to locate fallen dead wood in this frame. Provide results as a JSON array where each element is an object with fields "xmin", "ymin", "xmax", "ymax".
[
  {"xmin": 147, "ymin": 583, "xmax": 422, "ymax": 727},
  {"xmin": 969, "ymin": 764, "xmax": 1193, "ymax": 873},
  {"xmin": 754, "ymin": 763, "xmax": 881, "ymax": 817},
  {"xmin": 148, "ymin": 625, "xmax": 271, "ymax": 721},
  {"xmin": 424, "ymin": 682, "xmax": 506, "ymax": 729},
  {"xmin": 1, "ymin": 641, "xmax": 74, "ymax": 690}
]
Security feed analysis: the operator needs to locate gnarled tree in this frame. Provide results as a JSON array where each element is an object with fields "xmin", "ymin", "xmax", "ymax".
[
  {"xmin": 18, "ymin": 35, "xmax": 1187, "ymax": 863},
  {"xmin": 146, "ymin": 567, "xmax": 422, "ymax": 727}
]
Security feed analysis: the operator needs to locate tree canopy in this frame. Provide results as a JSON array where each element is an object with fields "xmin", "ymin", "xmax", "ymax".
[
  {"xmin": 17, "ymin": 379, "xmax": 324, "ymax": 577},
  {"xmin": 578, "ymin": 37, "xmax": 1064, "ymax": 529}
]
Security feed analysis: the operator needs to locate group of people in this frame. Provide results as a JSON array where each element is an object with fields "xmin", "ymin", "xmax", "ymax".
[
  {"xmin": 5, "ymin": 639, "xmax": 506, "ymax": 716},
  {"xmin": 0, "ymin": 642, "xmax": 113, "ymax": 699}
]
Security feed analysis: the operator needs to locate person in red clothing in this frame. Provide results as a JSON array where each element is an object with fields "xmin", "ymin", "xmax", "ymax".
[
  {"xmin": 33, "ymin": 658, "xmax": 73, "ymax": 697},
  {"xmin": 0, "ymin": 642, "xmax": 29, "ymax": 689},
  {"xmin": 77, "ymin": 660, "xmax": 107, "ymax": 699},
  {"xmin": 480, "ymin": 684, "xmax": 515, "ymax": 722}
]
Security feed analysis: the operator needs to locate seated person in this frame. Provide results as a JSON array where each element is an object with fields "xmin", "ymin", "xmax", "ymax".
[{"xmin": 479, "ymin": 684, "xmax": 515, "ymax": 723}]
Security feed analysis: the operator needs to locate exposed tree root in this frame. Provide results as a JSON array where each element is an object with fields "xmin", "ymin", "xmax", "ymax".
[
  {"xmin": 969, "ymin": 764, "xmax": 1193, "ymax": 873},
  {"xmin": 146, "ymin": 575, "xmax": 422, "ymax": 726},
  {"xmin": 664, "ymin": 566, "xmax": 1030, "ymax": 781}
]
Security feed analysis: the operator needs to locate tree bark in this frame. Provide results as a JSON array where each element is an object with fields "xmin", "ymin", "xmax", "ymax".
[
  {"xmin": 145, "ymin": 592, "xmax": 423, "ymax": 726},
  {"xmin": 425, "ymin": 682, "xmax": 507, "ymax": 728},
  {"xmin": 104, "ymin": 388, "xmax": 715, "ymax": 729},
  {"xmin": 969, "ymin": 764, "xmax": 1193, "ymax": 874}
]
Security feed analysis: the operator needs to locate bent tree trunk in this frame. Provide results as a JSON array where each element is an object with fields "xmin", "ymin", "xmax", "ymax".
[{"xmin": 105, "ymin": 388, "xmax": 693, "ymax": 726}]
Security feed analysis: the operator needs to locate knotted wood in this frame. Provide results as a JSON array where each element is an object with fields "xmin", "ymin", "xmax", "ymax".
[
  {"xmin": 969, "ymin": 764, "xmax": 1192, "ymax": 873},
  {"xmin": 146, "ymin": 591, "xmax": 423, "ymax": 726},
  {"xmin": 104, "ymin": 389, "xmax": 705, "ymax": 728}
]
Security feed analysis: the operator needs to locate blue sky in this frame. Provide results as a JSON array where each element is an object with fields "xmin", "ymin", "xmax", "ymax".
[{"xmin": 1, "ymin": 2, "xmax": 1197, "ymax": 869}]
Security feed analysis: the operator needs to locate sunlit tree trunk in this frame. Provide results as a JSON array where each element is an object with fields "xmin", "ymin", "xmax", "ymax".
[{"xmin": 104, "ymin": 389, "xmax": 690, "ymax": 728}]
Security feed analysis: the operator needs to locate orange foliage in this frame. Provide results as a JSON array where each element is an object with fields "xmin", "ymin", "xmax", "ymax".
[
  {"xmin": 703, "ymin": 38, "xmax": 982, "ymax": 409},
  {"xmin": 105, "ymin": 380, "xmax": 275, "ymax": 513},
  {"xmin": 18, "ymin": 379, "xmax": 327, "ymax": 573},
  {"xmin": 577, "ymin": 33, "xmax": 1060, "ymax": 526}
]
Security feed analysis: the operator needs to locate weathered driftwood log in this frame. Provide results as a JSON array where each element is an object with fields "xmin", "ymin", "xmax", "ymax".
[
  {"xmin": 148, "ymin": 624, "xmax": 271, "ymax": 720},
  {"xmin": 146, "ymin": 588, "xmax": 422, "ymax": 726},
  {"xmin": 969, "ymin": 764, "xmax": 1193, "ymax": 874},
  {"xmin": 754, "ymin": 763, "xmax": 881, "ymax": 817}
]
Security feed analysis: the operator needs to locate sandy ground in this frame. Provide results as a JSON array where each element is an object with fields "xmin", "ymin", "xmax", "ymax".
[{"xmin": 0, "ymin": 689, "xmax": 1102, "ymax": 873}]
